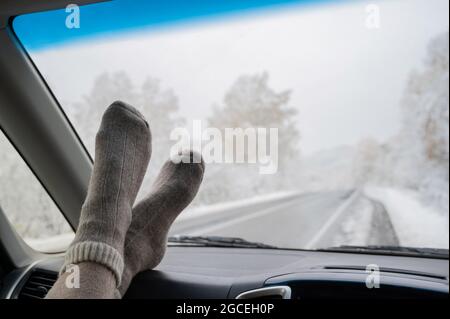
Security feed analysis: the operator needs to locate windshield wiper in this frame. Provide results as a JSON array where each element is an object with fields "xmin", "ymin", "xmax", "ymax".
[
  {"xmin": 168, "ymin": 235, "xmax": 277, "ymax": 249},
  {"xmin": 320, "ymin": 245, "xmax": 449, "ymax": 259}
]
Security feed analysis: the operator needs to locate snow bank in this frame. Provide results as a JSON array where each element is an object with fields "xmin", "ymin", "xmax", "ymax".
[
  {"xmin": 364, "ymin": 186, "xmax": 449, "ymax": 249},
  {"xmin": 23, "ymin": 192, "xmax": 300, "ymax": 252},
  {"xmin": 178, "ymin": 190, "xmax": 302, "ymax": 221},
  {"xmin": 332, "ymin": 196, "xmax": 374, "ymax": 247}
]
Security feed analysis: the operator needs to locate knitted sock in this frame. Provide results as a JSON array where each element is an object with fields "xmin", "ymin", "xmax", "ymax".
[
  {"xmin": 46, "ymin": 262, "xmax": 118, "ymax": 299},
  {"xmin": 117, "ymin": 151, "xmax": 204, "ymax": 296},
  {"xmin": 60, "ymin": 101, "xmax": 151, "ymax": 287}
]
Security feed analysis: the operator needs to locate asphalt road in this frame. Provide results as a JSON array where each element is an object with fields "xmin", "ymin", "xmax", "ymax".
[{"xmin": 170, "ymin": 189, "xmax": 375, "ymax": 249}]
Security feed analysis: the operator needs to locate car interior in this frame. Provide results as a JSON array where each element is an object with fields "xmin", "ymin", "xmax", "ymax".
[{"xmin": 0, "ymin": 0, "xmax": 448, "ymax": 300}]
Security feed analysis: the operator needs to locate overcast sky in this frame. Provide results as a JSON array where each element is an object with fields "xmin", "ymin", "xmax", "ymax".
[{"xmin": 30, "ymin": 0, "xmax": 449, "ymax": 155}]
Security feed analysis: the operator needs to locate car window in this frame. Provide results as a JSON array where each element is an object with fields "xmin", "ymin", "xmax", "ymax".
[
  {"xmin": 11, "ymin": 0, "xmax": 449, "ymax": 252},
  {"xmin": 0, "ymin": 131, "xmax": 74, "ymax": 253}
]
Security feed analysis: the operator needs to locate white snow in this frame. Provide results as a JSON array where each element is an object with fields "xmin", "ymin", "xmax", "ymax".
[
  {"xmin": 177, "ymin": 190, "xmax": 301, "ymax": 221},
  {"xmin": 0, "ymin": 3, "xmax": 446, "ymax": 253},
  {"xmin": 365, "ymin": 186, "xmax": 449, "ymax": 249},
  {"xmin": 332, "ymin": 196, "xmax": 374, "ymax": 247}
]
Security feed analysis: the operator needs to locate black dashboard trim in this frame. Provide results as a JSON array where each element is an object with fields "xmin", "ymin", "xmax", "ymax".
[{"xmin": 2, "ymin": 247, "xmax": 448, "ymax": 299}]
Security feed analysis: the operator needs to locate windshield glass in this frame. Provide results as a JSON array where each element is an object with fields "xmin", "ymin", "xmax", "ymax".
[{"xmin": 13, "ymin": 0, "xmax": 449, "ymax": 253}]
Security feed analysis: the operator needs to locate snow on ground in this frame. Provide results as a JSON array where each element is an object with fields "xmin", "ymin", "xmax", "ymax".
[
  {"xmin": 177, "ymin": 190, "xmax": 302, "ymax": 221},
  {"xmin": 364, "ymin": 186, "xmax": 449, "ymax": 249},
  {"xmin": 22, "ymin": 187, "xmax": 449, "ymax": 252},
  {"xmin": 331, "ymin": 196, "xmax": 373, "ymax": 247},
  {"xmin": 26, "ymin": 191, "xmax": 301, "ymax": 252}
]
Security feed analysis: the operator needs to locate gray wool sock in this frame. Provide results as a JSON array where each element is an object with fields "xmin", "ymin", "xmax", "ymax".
[
  {"xmin": 62, "ymin": 101, "xmax": 151, "ymax": 287},
  {"xmin": 47, "ymin": 262, "xmax": 118, "ymax": 299},
  {"xmin": 117, "ymin": 150, "xmax": 204, "ymax": 296}
]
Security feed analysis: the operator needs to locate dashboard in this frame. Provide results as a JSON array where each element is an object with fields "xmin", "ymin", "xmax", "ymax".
[{"xmin": 1, "ymin": 247, "xmax": 448, "ymax": 299}]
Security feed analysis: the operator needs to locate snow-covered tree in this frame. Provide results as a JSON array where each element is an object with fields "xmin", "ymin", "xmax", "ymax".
[
  {"xmin": 68, "ymin": 72, "xmax": 184, "ymax": 197},
  {"xmin": 388, "ymin": 31, "xmax": 449, "ymax": 212},
  {"xmin": 209, "ymin": 72, "xmax": 300, "ymax": 169},
  {"xmin": 352, "ymin": 138, "xmax": 383, "ymax": 187},
  {"xmin": 197, "ymin": 72, "xmax": 300, "ymax": 204},
  {"xmin": 0, "ymin": 133, "xmax": 71, "ymax": 239}
]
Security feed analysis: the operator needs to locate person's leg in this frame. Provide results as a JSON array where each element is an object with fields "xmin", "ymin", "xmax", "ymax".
[
  {"xmin": 117, "ymin": 151, "xmax": 204, "ymax": 297},
  {"xmin": 46, "ymin": 101, "xmax": 151, "ymax": 299},
  {"xmin": 46, "ymin": 263, "xmax": 117, "ymax": 299}
]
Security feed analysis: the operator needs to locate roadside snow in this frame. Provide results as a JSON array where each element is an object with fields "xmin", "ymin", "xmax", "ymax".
[
  {"xmin": 24, "ymin": 192, "xmax": 300, "ymax": 252},
  {"xmin": 178, "ymin": 190, "xmax": 301, "ymax": 221},
  {"xmin": 332, "ymin": 196, "xmax": 373, "ymax": 247},
  {"xmin": 364, "ymin": 186, "xmax": 449, "ymax": 249}
]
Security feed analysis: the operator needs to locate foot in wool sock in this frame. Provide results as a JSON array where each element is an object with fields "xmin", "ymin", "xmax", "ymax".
[
  {"xmin": 47, "ymin": 262, "xmax": 118, "ymax": 299},
  {"xmin": 117, "ymin": 150, "xmax": 204, "ymax": 296},
  {"xmin": 62, "ymin": 101, "xmax": 151, "ymax": 287}
]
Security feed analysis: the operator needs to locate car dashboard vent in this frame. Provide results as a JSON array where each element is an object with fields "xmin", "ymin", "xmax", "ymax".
[{"xmin": 18, "ymin": 269, "xmax": 58, "ymax": 299}]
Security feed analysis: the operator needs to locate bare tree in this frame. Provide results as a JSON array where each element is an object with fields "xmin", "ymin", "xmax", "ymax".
[{"xmin": 67, "ymin": 71, "xmax": 184, "ymax": 197}]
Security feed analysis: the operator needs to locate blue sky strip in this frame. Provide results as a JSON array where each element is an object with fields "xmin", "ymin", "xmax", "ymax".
[{"xmin": 13, "ymin": 0, "xmax": 341, "ymax": 51}]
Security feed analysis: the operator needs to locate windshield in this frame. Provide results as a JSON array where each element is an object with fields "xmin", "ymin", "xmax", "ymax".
[{"xmin": 13, "ymin": 0, "xmax": 449, "ymax": 253}]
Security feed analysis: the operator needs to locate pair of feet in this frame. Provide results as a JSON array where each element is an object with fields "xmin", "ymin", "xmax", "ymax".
[{"xmin": 53, "ymin": 101, "xmax": 204, "ymax": 297}]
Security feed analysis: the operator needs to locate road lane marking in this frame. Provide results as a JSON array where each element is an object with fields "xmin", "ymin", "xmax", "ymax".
[{"xmin": 304, "ymin": 190, "xmax": 360, "ymax": 249}]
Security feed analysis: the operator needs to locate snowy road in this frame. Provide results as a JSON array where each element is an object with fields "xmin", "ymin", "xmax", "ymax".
[
  {"xmin": 27, "ymin": 189, "xmax": 400, "ymax": 252},
  {"xmin": 170, "ymin": 189, "xmax": 383, "ymax": 249}
]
